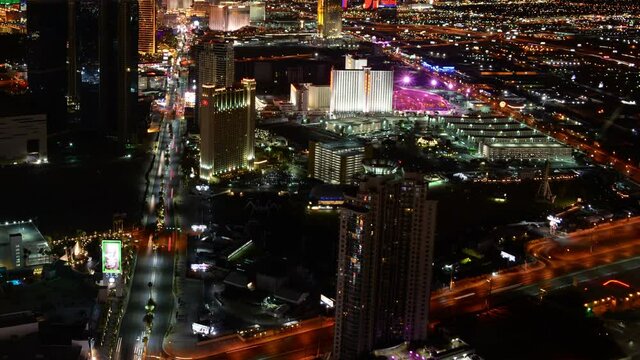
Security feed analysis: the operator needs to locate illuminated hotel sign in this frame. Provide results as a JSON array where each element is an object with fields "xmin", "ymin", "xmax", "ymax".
[{"xmin": 102, "ymin": 240, "xmax": 122, "ymax": 274}]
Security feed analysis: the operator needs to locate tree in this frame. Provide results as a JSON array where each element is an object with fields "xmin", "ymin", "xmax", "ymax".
[{"xmin": 143, "ymin": 313, "xmax": 154, "ymax": 330}]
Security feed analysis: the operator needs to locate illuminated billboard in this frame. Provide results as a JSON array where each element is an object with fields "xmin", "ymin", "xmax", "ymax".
[
  {"xmin": 102, "ymin": 240, "xmax": 122, "ymax": 274},
  {"xmin": 184, "ymin": 91, "xmax": 195, "ymax": 107}
]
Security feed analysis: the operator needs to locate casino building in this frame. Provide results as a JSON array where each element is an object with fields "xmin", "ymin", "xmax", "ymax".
[{"xmin": 330, "ymin": 55, "xmax": 393, "ymax": 115}]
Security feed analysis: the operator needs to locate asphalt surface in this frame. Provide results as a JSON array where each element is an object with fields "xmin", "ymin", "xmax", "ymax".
[
  {"xmin": 430, "ymin": 218, "xmax": 640, "ymax": 318},
  {"xmin": 119, "ymin": 65, "xmax": 186, "ymax": 360}
]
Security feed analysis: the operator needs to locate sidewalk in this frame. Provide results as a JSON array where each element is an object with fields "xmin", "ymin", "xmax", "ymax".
[{"xmin": 163, "ymin": 278, "xmax": 201, "ymax": 353}]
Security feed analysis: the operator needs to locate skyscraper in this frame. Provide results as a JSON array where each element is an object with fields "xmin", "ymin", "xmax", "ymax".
[
  {"xmin": 111, "ymin": 0, "xmax": 139, "ymax": 142},
  {"xmin": 26, "ymin": 0, "xmax": 69, "ymax": 131},
  {"xmin": 199, "ymin": 78, "xmax": 256, "ymax": 179},
  {"xmin": 317, "ymin": 0, "xmax": 342, "ymax": 39},
  {"xmin": 138, "ymin": 0, "xmax": 156, "ymax": 54},
  {"xmin": 195, "ymin": 40, "xmax": 234, "ymax": 123},
  {"xmin": 66, "ymin": 0, "xmax": 79, "ymax": 113},
  {"xmin": 71, "ymin": 0, "xmax": 138, "ymax": 142},
  {"xmin": 196, "ymin": 41, "xmax": 235, "ymax": 90},
  {"xmin": 330, "ymin": 57, "xmax": 394, "ymax": 114},
  {"xmin": 167, "ymin": 0, "xmax": 192, "ymax": 10},
  {"xmin": 208, "ymin": 2, "xmax": 250, "ymax": 32},
  {"xmin": 334, "ymin": 160, "xmax": 437, "ymax": 359}
]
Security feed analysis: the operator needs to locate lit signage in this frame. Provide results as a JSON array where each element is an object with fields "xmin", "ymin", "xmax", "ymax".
[
  {"xmin": 102, "ymin": 240, "xmax": 122, "ymax": 274},
  {"xmin": 318, "ymin": 199, "xmax": 344, "ymax": 206},
  {"xmin": 192, "ymin": 323, "xmax": 209, "ymax": 335},
  {"xmin": 184, "ymin": 91, "xmax": 195, "ymax": 107},
  {"xmin": 192, "ymin": 323, "xmax": 217, "ymax": 336},
  {"xmin": 500, "ymin": 251, "xmax": 516, "ymax": 262},
  {"xmin": 190, "ymin": 263, "xmax": 210, "ymax": 272},
  {"xmin": 320, "ymin": 294, "xmax": 335, "ymax": 308}
]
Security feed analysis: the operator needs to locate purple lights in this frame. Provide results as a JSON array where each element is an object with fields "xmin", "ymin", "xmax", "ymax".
[
  {"xmin": 430, "ymin": 79, "xmax": 438, "ymax": 87},
  {"xmin": 402, "ymin": 75, "xmax": 412, "ymax": 84},
  {"xmin": 393, "ymin": 88, "xmax": 451, "ymax": 112}
]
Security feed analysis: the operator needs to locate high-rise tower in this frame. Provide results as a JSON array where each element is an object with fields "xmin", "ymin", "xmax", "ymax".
[
  {"xmin": 330, "ymin": 56, "xmax": 394, "ymax": 114},
  {"xmin": 317, "ymin": 0, "xmax": 342, "ymax": 39},
  {"xmin": 70, "ymin": 0, "xmax": 138, "ymax": 142},
  {"xmin": 334, "ymin": 160, "xmax": 437, "ymax": 359},
  {"xmin": 66, "ymin": 0, "xmax": 79, "ymax": 113},
  {"xmin": 26, "ymin": 0, "xmax": 69, "ymax": 130},
  {"xmin": 199, "ymin": 79, "xmax": 256, "ymax": 180},
  {"xmin": 195, "ymin": 40, "xmax": 234, "ymax": 124},
  {"xmin": 113, "ymin": 0, "xmax": 139, "ymax": 143},
  {"xmin": 196, "ymin": 41, "xmax": 235, "ymax": 89},
  {"xmin": 138, "ymin": 0, "xmax": 156, "ymax": 54}
]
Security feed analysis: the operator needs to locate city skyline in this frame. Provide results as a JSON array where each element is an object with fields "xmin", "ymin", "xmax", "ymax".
[{"xmin": 0, "ymin": 0, "xmax": 639, "ymax": 359}]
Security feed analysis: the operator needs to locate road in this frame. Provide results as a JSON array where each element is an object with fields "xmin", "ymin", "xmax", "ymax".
[
  {"xmin": 430, "ymin": 217, "xmax": 640, "ymax": 319},
  {"xmin": 164, "ymin": 317, "xmax": 334, "ymax": 360},
  {"xmin": 114, "ymin": 15, "xmax": 640, "ymax": 360},
  {"xmin": 344, "ymin": 19, "xmax": 640, "ymax": 183},
  {"xmin": 162, "ymin": 218, "xmax": 640, "ymax": 359},
  {"xmin": 119, "ymin": 44, "xmax": 188, "ymax": 360}
]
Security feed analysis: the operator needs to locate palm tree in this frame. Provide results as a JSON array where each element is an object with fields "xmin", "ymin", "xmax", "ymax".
[{"xmin": 143, "ymin": 313, "xmax": 154, "ymax": 330}]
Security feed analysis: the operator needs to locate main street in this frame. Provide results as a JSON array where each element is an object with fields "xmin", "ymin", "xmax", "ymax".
[{"xmin": 119, "ymin": 35, "xmax": 189, "ymax": 359}]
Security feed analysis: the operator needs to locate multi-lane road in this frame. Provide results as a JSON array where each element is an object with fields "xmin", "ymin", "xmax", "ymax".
[
  {"xmin": 164, "ymin": 317, "xmax": 335, "ymax": 360},
  {"xmin": 119, "ymin": 50, "xmax": 188, "ymax": 360},
  {"xmin": 158, "ymin": 218, "xmax": 640, "ymax": 359},
  {"xmin": 110, "ymin": 16, "xmax": 640, "ymax": 360},
  {"xmin": 430, "ymin": 218, "xmax": 640, "ymax": 319}
]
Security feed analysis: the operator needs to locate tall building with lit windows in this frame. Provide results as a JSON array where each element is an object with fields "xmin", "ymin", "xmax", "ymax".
[
  {"xmin": 334, "ymin": 160, "xmax": 437, "ymax": 359},
  {"xmin": 308, "ymin": 140, "xmax": 365, "ymax": 184},
  {"xmin": 330, "ymin": 56, "xmax": 393, "ymax": 114},
  {"xmin": 138, "ymin": 0, "xmax": 156, "ymax": 54},
  {"xmin": 317, "ymin": 0, "xmax": 342, "ymax": 39},
  {"xmin": 195, "ymin": 40, "xmax": 234, "ymax": 124},
  {"xmin": 199, "ymin": 78, "xmax": 256, "ymax": 179},
  {"xmin": 209, "ymin": 2, "xmax": 250, "ymax": 32},
  {"xmin": 196, "ymin": 41, "xmax": 234, "ymax": 88}
]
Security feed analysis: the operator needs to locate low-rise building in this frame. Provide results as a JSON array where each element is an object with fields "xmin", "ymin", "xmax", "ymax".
[
  {"xmin": 0, "ymin": 113, "xmax": 47, "ymax": 164},
  {"xmin": 439, "ymin": 115, "xmax": 570, "ymax": 161},
  {"xmin": 0, "ymin": 220, "xmax": 51, "ymax": 271},
  {"xmin": 480, "ymin": 142, "xmax": 573, "ymax": 160}
]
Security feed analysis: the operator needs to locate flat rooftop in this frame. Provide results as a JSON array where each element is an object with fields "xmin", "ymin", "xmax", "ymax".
[
  {"xmin": 318, "ymin": 139, "xmax": 364, "ymax": 150},
  {"xmin": 0, "ymin": 220, "xmax": 50, "ymax": 270},
  {"xmin": 485, "ymin": 142, "xmax": 567, "ymax": 148}
]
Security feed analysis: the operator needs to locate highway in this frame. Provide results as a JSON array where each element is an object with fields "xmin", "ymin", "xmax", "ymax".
[
  {"xmin": 430, "ymin": 218, "xmax": 640, "ymax": 319},
  {"xmin": 160, "ymin": 218, "xmax": 640, "ymax": 359},
  {"xmin": 164, "ymin": 317, "xmax": 334, "ymax": 360}
]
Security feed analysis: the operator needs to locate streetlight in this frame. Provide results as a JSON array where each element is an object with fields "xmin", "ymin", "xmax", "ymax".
[
  {"xmin": 485, "ymin": 277, "xmax": 493, "ymax": 309},
  {"xmin": 447, "ymin": 264, "xmax": 457, "ymax": 290},
  {"xmin": 485, "ymin": 272, "xmax": 497, "ymax": 308}
]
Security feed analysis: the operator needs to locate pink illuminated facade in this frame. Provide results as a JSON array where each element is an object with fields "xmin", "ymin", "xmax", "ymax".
[{"xmin": 393, "ymin": 88, "xmax": 451, "ymax": 113}]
